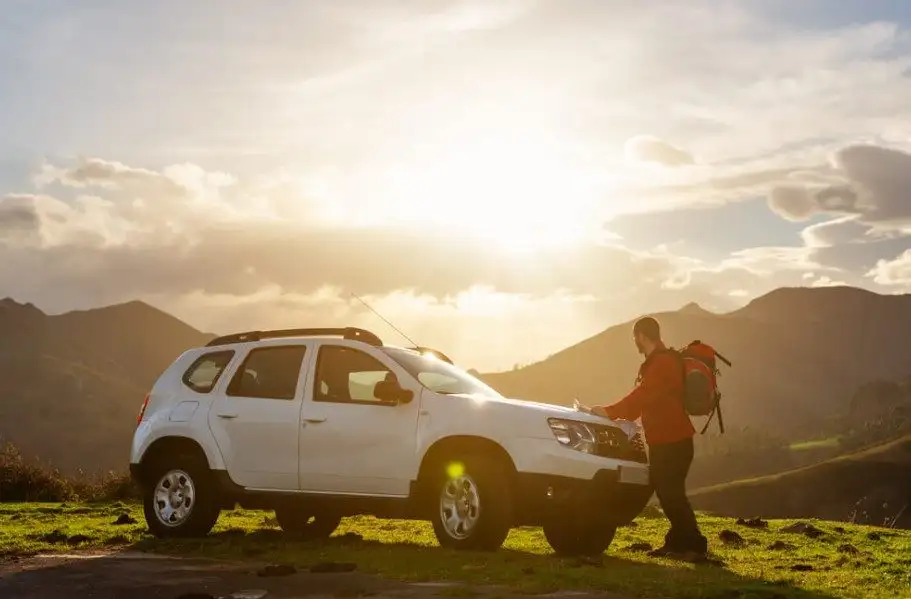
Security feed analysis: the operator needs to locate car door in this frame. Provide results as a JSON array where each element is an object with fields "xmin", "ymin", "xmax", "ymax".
[
  {"xmin": 297, "ymin": 342, "xmax": 422, "ymax": 496},
  {"xmin": 208, "ymin": 342, "xmax": 310, "ymax": 490}
]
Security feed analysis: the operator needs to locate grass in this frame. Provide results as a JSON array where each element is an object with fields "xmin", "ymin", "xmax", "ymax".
[
  {"xmin": 0, "ymin": 441, "xmax": 135, "ymax": 503},
  {"xmin": 789, "ymin": 437, "xmax": 842, "ymax": 452},
  {"xmin": 1, "ymin": 503, "xmax": 910, "ymax": 598}
]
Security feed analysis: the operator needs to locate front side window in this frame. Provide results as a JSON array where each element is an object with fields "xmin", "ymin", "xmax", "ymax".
[
  {"xmin": 226, "ymin": 345, "xmax": 307, "ymax": 400},
  {"xmin": 182, "ymin": 350, "xmax": 235, "ymax": 393},
  {"xmin": 382, "ymin": 347, "xmax": 501, "ymax": 398},
  {"xmin": 315, "ymin": 345, "xmax": 396, "ymax": 405}
]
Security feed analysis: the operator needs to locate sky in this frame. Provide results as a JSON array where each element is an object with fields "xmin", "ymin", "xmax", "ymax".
[{"xmin": 2, "ymin": 0, "xmax": 911, "ymax": 371}]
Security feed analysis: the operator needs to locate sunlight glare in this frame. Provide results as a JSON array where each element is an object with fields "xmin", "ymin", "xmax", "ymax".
[
  {"xmin": 387, "ymin": 137, "xmax": 600, "ymax": 252},
  {"xmin": 447, "ymin": 462, "xmax": 465, "ymax": 479}
]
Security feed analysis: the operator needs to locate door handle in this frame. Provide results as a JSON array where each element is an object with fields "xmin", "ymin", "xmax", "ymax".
[
  {"xmin": 303, "ymin": 417, "xmax": 327, "ymax": 423},
  {"xmin": 217, "ymin": 413, "xmax": 238, "ymax": 419}
]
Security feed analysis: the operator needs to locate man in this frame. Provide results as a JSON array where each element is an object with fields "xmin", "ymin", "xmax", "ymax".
[{"xmin": 591, "ymin": 316, "xmax": 708, "ymax": 558}]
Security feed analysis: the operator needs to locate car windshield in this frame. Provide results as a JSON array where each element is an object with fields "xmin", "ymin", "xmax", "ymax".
[{"xmin": 382, "ymin": 347, "xmax": 503, "ymax": 398}]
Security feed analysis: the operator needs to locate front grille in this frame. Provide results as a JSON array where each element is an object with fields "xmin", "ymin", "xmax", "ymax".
[{"xmin": 593, "ymin": 425, "xmax": 648, "ymax": 464}]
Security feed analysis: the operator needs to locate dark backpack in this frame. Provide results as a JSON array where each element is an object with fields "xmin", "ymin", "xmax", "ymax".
[{"xmin": 659, "ymin": 341, "xmax": 731, "ymax": 434}]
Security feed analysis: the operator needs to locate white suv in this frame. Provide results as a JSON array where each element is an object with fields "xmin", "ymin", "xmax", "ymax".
[{"xmin": 130, "ymin": 327, "xmax": 651, "ymax": 555}]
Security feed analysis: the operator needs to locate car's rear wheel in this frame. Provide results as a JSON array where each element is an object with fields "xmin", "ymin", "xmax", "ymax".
[
  {"xmin": 543, "ymin": 519, "xmax": 617, "ymax": 557},
  {"xmin": 274, "ymin": 505, "xmax": 342, "ymax": 539},
  {"xmin": 429, "ymin": 453, "xmax": 513, "ymax": 551},
  {"xmin": 142, "ymin": 456, "xmax": 220, "ymax": 538}
]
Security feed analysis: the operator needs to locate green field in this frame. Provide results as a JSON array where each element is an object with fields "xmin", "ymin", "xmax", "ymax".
[{"xmin": 1, "ymin": 503, "xmax": 909, "ymax": 598}]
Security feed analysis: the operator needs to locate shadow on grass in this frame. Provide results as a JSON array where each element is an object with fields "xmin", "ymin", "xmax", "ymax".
[{"xmin": 121, "ymin": 529, "xmax": 843, "ymax": 599}]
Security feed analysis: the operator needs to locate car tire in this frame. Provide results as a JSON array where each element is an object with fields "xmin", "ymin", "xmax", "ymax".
[
  {"xmin": 543, "ymin": 519, "xmax": 617, "ymax": 557},
  {"xmin": 274, "ymin": 505, "xmax": 342, "ymax": 539},
  {"xmin": 430, "ymin": 452, "xmax": 514, "ymax": 551},
  {"xmin": 142, "ymin": 455, "xmax": 220, "ymax": 538}
]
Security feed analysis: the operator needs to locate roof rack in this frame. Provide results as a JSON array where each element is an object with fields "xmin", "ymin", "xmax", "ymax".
[{"xmin": 205, "ymin": 327, "xmax": 383, "ymax": 348}]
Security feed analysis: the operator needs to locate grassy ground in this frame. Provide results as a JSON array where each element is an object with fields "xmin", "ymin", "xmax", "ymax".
[{"xmin": 1, "ymin": 503, "xmax": 909, "ymax": 599}]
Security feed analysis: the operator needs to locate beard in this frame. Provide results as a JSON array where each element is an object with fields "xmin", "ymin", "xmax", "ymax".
[{"xmin": 634, "ymin": 338, "xmax": 646, "ymax": 355}]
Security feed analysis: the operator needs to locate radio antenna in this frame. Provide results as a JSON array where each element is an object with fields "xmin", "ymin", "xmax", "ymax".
[{"xmin": 349, "ymin": 292, "xmax": 418, "ymax": 347}]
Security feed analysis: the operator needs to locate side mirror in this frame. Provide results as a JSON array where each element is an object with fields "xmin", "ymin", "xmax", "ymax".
[{"xmin": 374, "ymin": 377, "xmax": 414, "ymax": 405}]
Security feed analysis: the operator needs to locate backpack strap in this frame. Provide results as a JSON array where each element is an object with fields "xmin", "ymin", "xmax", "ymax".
[
  {"xmin": 649, "ymin": 347, "xmax": 688, "ymax": 409},
  {"xmin": 699, "ymin": 393, "xmax": 725, "ymax": 435},
  {"xmin": 636, "ymin": 347, "xmax": 678, "ymax": 384}
]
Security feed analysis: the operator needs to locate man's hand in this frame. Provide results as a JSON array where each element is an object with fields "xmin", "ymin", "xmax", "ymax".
[{"xmin": 572, "ymin": 398, "xmax": 591, "ymax": 413}]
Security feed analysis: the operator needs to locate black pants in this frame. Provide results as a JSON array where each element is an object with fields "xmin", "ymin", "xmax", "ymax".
[{"xmin": 649, "ymin": 437, "xmax": 707, "ymax": 552}]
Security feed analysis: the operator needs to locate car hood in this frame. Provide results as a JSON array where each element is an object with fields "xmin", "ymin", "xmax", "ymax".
[{"xmin": 438, "ymin": 392, "xmax": 640, "ymax": 438}]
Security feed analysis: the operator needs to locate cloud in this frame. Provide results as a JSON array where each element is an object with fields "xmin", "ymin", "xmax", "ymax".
[
  {"xmin": 767, "ymin": 182, "xmax": 864, "ymax": 222},
  {"xmin": 800, "ymin": 215, "xmax": 872, "ymax": 248},
  {"xmin": 811, "ymin": 275, "xmax": 848, "ymax": 288},
  {"xmin": 0, "ymin": 156, "xmax": 824, "ymax": 369},
  {"xmin": 768, "ymin": 186, "xmax": 818, "ymax": 221},
  {"xmin": 0, "ymin": 195, "xmax": 40, "ymax": 233},
  {"xmin": 624, "ymin": 136, "xmax": 695, "ymax": 167},
  {"xmin": 36, "ymin": 157, "xmax": 238, "ymax": 199},
  {"xmin": 758, "ymin": 143, "xmax": 911, "ymax": 284},
  {"xmin": 10, "ymin": 157, "xmax": 787, "ymax": 305},
  {"xmin": 867, "ymin": 249, "xmax": 911, "ymax": 287},
  {"xmin": 626, "ymin": 164, "xmax": 829, "ymax": 213},
  {"xmin": 832, "ymin": 144, "xmax": 911, "ymax": 224},
  {"xmin": 768, "ymin": 143, "xmax": 911, "ymax": 228}
]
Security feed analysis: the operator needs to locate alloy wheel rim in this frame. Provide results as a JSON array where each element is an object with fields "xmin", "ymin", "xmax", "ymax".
[
  {"xmin": 439, "ymin": 475, "xmax": 481, "ymax": 539},
  {"xmin": 153, "ymin": 469, "xmax": 196, "ymax": 527}
]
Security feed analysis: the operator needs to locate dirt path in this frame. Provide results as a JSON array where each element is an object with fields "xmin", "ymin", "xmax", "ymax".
[{"xmin": 0, "ymin": 550, "xmax": 635, "ymax": 599}]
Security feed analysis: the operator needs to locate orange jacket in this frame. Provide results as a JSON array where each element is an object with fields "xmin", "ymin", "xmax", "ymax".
[{"xmin": 597, "ymin": 343, "xmax": 695, "ymax": 446}]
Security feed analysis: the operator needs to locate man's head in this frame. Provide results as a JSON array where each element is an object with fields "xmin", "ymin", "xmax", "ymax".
[{"xmin": 632, "ymin": 316, "xmax": 661, "ymax": 356}]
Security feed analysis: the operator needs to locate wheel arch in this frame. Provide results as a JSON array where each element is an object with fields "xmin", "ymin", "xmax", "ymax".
[
  {"xmin": 416, "ymin": 435, "xmax": 518, "ymax": 487},
  {"xmin": 135, "ymin": 436, "xmax": 211, "ymax": 487}
]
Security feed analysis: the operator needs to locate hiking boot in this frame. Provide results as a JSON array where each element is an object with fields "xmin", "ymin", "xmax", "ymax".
[
  {"xmin": 647, "ymin": 545, "xmax": 679, "ymax": 558},
  {"xmin": 648, "ymin": 542, "xmax": 708, "ymax": 560}
]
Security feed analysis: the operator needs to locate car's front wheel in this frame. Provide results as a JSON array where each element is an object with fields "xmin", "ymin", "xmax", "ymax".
[
  {"xmin": 142, "ymin": 457, "xmax": 220, "ymax": 538},
  {"xmin": 543, "ymin": 519, "xmax": 617, "ymax": 557},
  {"xmin": 429, "ymin": 453, "xmax": 513, "ymax": 551},
  {"xmin": 274, "ymin": 505, "xmax": 342, "ymax": 539}
]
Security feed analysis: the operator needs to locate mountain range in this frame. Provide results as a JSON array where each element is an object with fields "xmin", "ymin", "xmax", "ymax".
[
  {"xmin": 0, "ymin": 298, "xmax": 212, "ymax": 473},
  {"xmin": 0, "ymin": 285, "xmax": 909, "ymax": 476},
  {"xmin": 483, "ymin": 286, "xmax": 911, "ymax": 433}
]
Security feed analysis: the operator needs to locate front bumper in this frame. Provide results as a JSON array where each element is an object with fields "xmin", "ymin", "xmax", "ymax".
[{"xmin": 514, "ymin": 468, "xmax": 654, "ymax": 527}]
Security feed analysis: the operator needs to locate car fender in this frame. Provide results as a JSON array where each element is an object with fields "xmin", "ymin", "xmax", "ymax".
[
  {"xmin": 414, "ymin": 391, "xmax": 540, "ymax": 474},
  {"xmin": 131, "ymin": 408, "xmax": 226, "ymax": 471}
]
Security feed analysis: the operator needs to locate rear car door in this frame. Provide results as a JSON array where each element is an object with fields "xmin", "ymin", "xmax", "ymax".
[
  {"xmin": 208, "ymin": 342, "xmax": 310, "ymax": 490},
  {"xmin": 297, "ymin": 343, "xmax": 422, "ymax": 496}
]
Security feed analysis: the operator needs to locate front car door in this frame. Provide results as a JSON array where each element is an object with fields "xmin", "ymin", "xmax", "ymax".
[
  {"xmin": 208, "ymin": 342, "xmax": 310, "ymax": 490},
  {"xmin": 297, "ymin": 342, "xmax": 422, "ymax": 496}
]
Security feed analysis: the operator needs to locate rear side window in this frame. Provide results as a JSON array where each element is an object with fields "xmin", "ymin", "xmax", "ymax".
[
  {"xmin": 182, "ymin": 351, "xmax": 235, "ymax": 393},
  {"xmin": 227, "ymin": 345, "xmax": 307, "ymax": 400}
]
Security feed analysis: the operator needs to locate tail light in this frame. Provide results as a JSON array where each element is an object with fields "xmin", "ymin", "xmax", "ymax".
[{"xmin": 137, "ymin": 393, "xmax": 151, "ymax": 425}]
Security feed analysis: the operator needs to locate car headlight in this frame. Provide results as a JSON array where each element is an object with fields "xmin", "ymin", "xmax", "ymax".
[{"xmin": 548, "ymin": 418, "xmax": 598, "ymax": 455}]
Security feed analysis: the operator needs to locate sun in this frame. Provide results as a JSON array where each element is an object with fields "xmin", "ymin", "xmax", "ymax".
[{"xmin": 385, "ymin": 136, "xmax": 601, "ymax": 252}]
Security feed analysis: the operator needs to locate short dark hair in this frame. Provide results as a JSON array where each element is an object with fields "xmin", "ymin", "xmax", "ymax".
[{"xmin": 633, "ymin": 316, "xmax": 661, "ymax": 342}]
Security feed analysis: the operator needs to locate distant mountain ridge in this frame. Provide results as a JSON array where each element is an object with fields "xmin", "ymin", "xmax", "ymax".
[
  {"xmin": 480, "ymin": 286, "xmax": 911, "ymax": 433},
  {"xmin": 0, "ymin": 298, "xmax": 213, "ymax": 472}
]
